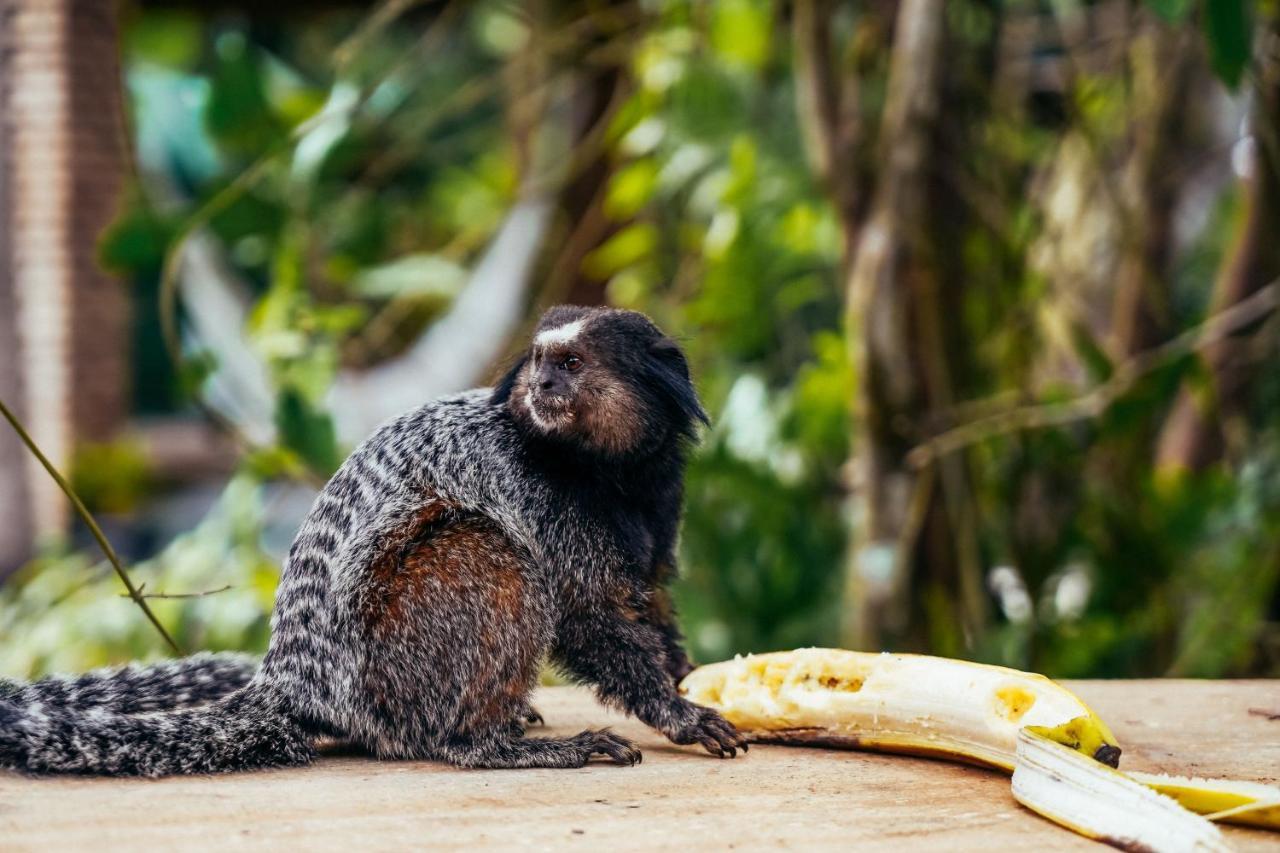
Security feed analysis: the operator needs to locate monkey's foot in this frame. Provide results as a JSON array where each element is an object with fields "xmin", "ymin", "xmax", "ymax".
[
  {"xmin": 668, "ymin": 705, "xmax": 748, "ymax": 759},
  {"xmin": 519, "ymin": 703, "xmax": 544, "ymax": 727},
  {"xmin": 435, "ymin": 729, "xmax": 640, "ymax": 769},
  {"xmin": 574, "ymin": 729, "xmax": 642, "ymax": 766}
]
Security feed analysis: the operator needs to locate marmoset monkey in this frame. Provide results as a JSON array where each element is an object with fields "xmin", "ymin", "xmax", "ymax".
[{"xmin": 0, "ymin": 306, "xmax": 746, "ymax": 775}]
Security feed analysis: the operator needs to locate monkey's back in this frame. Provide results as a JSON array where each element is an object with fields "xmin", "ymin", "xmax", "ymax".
[{"xmin": 260, "ymin": 390, "xmax": 546, "ymax": 741}]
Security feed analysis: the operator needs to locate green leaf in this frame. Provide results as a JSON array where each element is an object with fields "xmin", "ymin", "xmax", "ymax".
[
  {"xmin": 1144, "ymin": 0, "xmax": 1194, "ymax": 22},
  {"xmin": 205, "ymin": 31, "xmax": 285, "ymax": 154},
  {"xmin": 1202, "ymin": 0, "xmax": 1253, "ymax": 88},
  {"xmin": 581, "ymin": 223, "xmax": 659, "ymax": 279},
  {"xmin": 176, "ymin": 350, "xmax": 219, "ymax": 400},
  {"xmin": 274, "ymin": 388, "xmax": 342, "ymax": 477},
  {"xmin": 710, "ymin": 0, "xmax": 772, "ymax": 71},
  {"xmin": 352, "ymin": 254, "xmax": 467, "ymax": 301},
  {"xmin": 98, "ymin": 203, "xmax": 176, "ymax": 275},
  {"xmin": 668, "ymin": 65, "xmax": 747, "ymax": 141},
  {"xmin": 605, "ymin": 159, "xmax": 659, "ymax": 221},
  {"xmin": 127, "ymin": 11, "xmax": 203, "ymax": 70}
]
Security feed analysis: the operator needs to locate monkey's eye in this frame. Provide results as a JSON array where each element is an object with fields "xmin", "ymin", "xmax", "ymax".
[{"xmin": 561, "ymin": 354, "xmax": 584, "ymax": 372}]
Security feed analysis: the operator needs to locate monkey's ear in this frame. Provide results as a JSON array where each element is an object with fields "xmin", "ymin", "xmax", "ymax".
[
  {"xmin": 648, "ymin": 338, "xmax": 710, "ymax": 427},
  {"xmin": 491, "ymin": 352, "xmax": 529, "ymax": 405}
]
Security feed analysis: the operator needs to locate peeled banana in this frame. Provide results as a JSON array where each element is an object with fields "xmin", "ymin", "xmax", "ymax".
[
  {"xmin": 679, "ymin": 648, "xmax": 1121, "ymax": 770},
  {"xmin": 680, "ymin": 648, "xmax": 1279, "ymax": 850}
]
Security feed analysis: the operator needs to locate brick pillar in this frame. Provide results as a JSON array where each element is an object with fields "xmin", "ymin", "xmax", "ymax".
[
  {"xmin": 0, "ymin": 0, "xmax": 129, "ymax": 574},
  {"xmin": 0, "ymin": 0, "xmax": 37, "ymax": 572},
  {"xmin": 66, "ymin": 0, "xmax": 129, "ymax": 442}
]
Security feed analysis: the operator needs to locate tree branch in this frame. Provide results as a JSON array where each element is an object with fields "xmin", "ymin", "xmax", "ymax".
[
  {"xmin": 0, "ymin": 397, "xmax": 182, "ymax": 655},
  {"xmin": 792, "ymin": 0, "xmax": 841, "ymax": 184},
  {"xmin": 907, "ymin": 278, "xmax": 1280, "ymax": 469}
]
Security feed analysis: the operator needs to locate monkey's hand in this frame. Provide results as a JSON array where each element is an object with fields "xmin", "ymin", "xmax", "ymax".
[
  {"xmin": 666, "ymin": 652, "xmax": 695, "ymax": 684},
  {"xmin": 662, "ymin": 701, "xmax": 748, "ymax": 759},
  {"xmin": 554, "ymin": 611, "xmax": 747, "ymax": 759}
]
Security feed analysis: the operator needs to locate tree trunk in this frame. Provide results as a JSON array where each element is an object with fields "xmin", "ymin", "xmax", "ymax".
[
  {"xmin": 1111, "ymin": 19, "xmax": 1198, "ymax": 357},
  {"xmin": 1155, "ymin": 13, "xmax": 1280, "ymax": 473},
  {"xmin": 534, "ymin": 0, "xmax": 639, "ymax": 310},
  {"xmin": 840, "ymin": 0, "xmax": 984, "ymax": 649}
]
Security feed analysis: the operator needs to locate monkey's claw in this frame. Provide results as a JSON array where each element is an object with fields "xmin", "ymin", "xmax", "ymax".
[
  {"xmin": 672, "ymin": 707, "xmax": 748, "ymax": 759},
  {"xmin": 506, "ymin": 703, "xmax": 545, "ymax": 737},
  {"xmin": 581, "ymin": 729, "xmax": 643, "ymax": 766}
]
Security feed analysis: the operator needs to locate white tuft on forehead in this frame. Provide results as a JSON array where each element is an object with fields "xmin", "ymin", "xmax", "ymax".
[{"xmin": 534, "ymin": 318, "xmax": 587, "ymax": 348}]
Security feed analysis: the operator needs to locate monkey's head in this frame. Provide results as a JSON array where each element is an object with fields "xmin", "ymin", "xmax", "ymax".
[{"xmin": 492, "ymin": 306, "xmax": 708, "ymax": 457}]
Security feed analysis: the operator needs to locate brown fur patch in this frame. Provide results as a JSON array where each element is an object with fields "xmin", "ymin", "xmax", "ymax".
[
  {"xmin": 579, "ymin": 376, "xmax": 646, "ymax": 455},
  {"xmin": 364, "ymin": 510, "xmax": 528, "ymax": 634},
  {"xmin": 360, "ymin": 498, "xmax": 537, "ymax": 738}
]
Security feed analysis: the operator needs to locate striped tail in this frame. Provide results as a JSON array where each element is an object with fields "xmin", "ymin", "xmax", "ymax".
[
  {"xmin": 0, "ymin": 652, "xmax": 258, "ymax": 714},
  {"xmin": 0, "ymin": 680, "xmax": 314, "ymax": 776}
]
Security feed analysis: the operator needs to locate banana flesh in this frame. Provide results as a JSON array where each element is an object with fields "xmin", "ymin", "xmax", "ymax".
[
  {"xmin": 680, "ymin": 648, "xmax": 1279, "ymax": 849},
  {"xmin": 678, "ymin": 648, "xmax": 1120, "ymax": 772}
]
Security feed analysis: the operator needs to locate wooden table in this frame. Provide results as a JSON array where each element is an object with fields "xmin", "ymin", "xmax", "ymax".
[{"xmin": 1, "ymin": 681, "xmax": 1277, "ymax": 851}]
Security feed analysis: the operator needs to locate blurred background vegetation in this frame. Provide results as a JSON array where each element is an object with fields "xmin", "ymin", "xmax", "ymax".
[{"xmin": 1, "ymin": 0, "xmax": 1278, "ymax": 681}]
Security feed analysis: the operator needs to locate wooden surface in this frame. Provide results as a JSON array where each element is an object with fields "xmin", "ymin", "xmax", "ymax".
[{"xmin": 1, "ymin": 680, "xmax": 1277, "ymax": 851}]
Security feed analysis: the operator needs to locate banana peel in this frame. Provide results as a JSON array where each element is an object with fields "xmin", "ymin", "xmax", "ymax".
[
  {"xmin": 1128, "ymin": 773, "xmax": 1280, "ymax": 831},
  {"xmin": 680, "ymin": 648, "xmax": 1279, "ymax": 849},
  {"xmin": 1013, "ymin": 726, "xmax": 1230, "ymax": 853}
]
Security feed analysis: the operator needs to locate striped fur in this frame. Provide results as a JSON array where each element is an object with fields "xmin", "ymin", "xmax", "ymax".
[
  {"xmin": 1, "ymin": 653, "xmax": 256, "ymax": 714},
  {"xmin": 0, "ymin": 306, "xmax": 744, "ymax": 775}
]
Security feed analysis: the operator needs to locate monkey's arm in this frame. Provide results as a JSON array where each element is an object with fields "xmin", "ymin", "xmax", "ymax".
[
  {"xmin": 552, "ymin": 605, "xmax": 745, "ymax": 758},
  {"xmin": 642, "ymin": 578, "xmax": 694, "ymax": 684}
]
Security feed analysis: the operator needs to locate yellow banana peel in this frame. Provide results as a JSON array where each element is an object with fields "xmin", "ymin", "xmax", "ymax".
[
  {"xmin": 680, "ymin": 648, "xmax": 1279, "ymax": 849},
  {"xmin": 1128, "ymin": 773, "xmax": 1280, "ymax": 831}
]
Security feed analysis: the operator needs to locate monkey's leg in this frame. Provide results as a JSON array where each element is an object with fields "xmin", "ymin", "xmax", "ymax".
[
  {"xmin": 553, "ymin": 612, "xmax": 746, "ymax": 758},
  {"xmin": 355, "ymin": 501, "xmax": 555, "ymax": 759},
  {"xmin": 434, "ymin": 728, "xmax": 641, "ymax": 769}
]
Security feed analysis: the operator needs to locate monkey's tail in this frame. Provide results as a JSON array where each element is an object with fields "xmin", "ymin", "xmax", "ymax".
[
  {"xmin": 0, "ymin": 679, "xmax": 315, "ymax": 776},
  {"xmin": 0, "ymin": 652, "xmax": 258, "ymax": 715}
]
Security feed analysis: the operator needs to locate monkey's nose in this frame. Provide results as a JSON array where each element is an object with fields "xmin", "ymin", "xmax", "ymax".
[{"xmin": 540, "ymin": 379, "xmax": 555, "ymax": 391}]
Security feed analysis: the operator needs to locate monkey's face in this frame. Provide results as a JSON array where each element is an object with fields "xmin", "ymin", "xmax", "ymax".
[{"xmin": 499, "ymin": 307, "xmax": 708, "ymax": 457}]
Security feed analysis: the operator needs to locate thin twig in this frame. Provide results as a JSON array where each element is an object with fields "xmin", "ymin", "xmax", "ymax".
[
  {"xmin": 0, "ymin": 397, "xmax": 182, "ymax": 655},
  {"xmin": 333, "ymin": 0, "xmax": 432, "ymax": 71},
  {"xmin": 908, "ymin": 278, "xmax": 1280, "ymax": 468},
  {"xmin": 120, "ymin": 584, "xmax": 233, "ymax": 601}
]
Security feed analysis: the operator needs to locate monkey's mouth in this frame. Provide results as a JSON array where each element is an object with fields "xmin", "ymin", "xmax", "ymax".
[{"xmin": 524, "ymin": 390, "xmax": 576, "ymax": 430}]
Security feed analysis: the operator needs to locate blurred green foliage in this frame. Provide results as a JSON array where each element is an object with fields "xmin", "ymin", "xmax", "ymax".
[
  {"xmin": 2, "ymin": 0, "xmax": 1277, "ymax": 681},
  {"xmin": 0, "ymin": 477, "xmax": 276, "ymax": 676}
]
